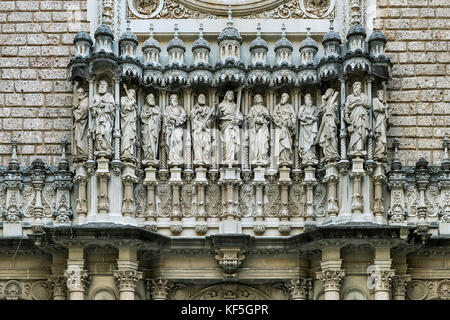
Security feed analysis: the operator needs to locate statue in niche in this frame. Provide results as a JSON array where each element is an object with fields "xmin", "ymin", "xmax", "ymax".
[
  {"xmin": 247, "ymin": 93, "xmax": 270, "ymax": 166},
  {"xmin": 373, "ymin": 89, "xmax": 389, "ymax": 160},
  {"xmin": 120, "ymin": 84, "xmax": 137, "ymax": 161},
  {"xmin": 72, "ymin": 86, "xmax": 89, "ymax": 159},
  {"xmin": 298, "ymin": 93, "xmax": 319, "ymax": 164},
  {"xmin": 273, "ymin": 92, "xmax": 296, "ymax": 165},
  {"xmin": 141, "ymin": 93, "xmax": 161, "ymax": 164},
  {"xmin": 345, "ymin": 81, "xmax": 370, "ymax": 157},
  {"xmin": 90, "ymin": 80, "xmax": 115, "ymax": 156},
  {"xmin": 317, "ymin": 88, "xmax": 339, "ymax": 161},
  {"xmin": 191, "ymin": 93, "xmax": 214, "ymax": 165},
  {"xmin": 164, "ymin": 93, "xmax": 186, "ymax": 166},
  {"xmin": 218, "ymin": 90, "xmax": 243, "ymax": 165}
]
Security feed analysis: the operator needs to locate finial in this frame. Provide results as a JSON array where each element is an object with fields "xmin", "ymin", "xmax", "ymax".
[
  {"xmin": 149, "ymin": 23, "xmax": 154, "ymax": 37},
  {"xmin": 59, "ymin": 137, "xmax": 69, "ymax": 170},
  {"xmin": 227, "ymin": 5, "xmax": 233, "ymax": 27},
  {"xmin": 444, "ymin": 137, "xmax": 449, "ymax": 160},
  {"xmin": 9, "ymin": 138, "xmax": 19, "ymax": 170},
  {"xmin": 391, "ymin": 137, "xmax": 402, "ymax": 170},
  {"xmin": 126, "ymin": 19, "xmax": 131, "ymax": 31},
  {"xmin": 174, "ymin": 23, "xmax": 179, "ymax": 37},
  {"xmin": 350, "ymin": 0, "xmax": 361, "ymax": 26},
  {"xmin": 329, "ymin": 18, "xmax": 334, "ymax": 31},
  {"xmin": 306, "ymin": 27, "xmax": 311, "ymax": 37},
  {"xmin": 256, "ymin": 23, "xmax": 261, "ymax": 37},
  {"xmin": 199, "ymin": 23, "xmax": 204, "ymax": 38},
  {"xmin": 281, "ymin": 23, "xmax": 286, "ymax": 37},
  {"xmin": 393, "ymin": 137, "xmax": 400, "ymax": 156}
]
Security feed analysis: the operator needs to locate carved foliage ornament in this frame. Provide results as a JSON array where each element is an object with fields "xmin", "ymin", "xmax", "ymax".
[{"xmin": 128, "ymin": 0, "xmax": 335, "ymax": 19}]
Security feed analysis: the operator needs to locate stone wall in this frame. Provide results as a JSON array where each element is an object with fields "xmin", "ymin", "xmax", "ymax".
[
  {"xmin": 375, "ymin": 0, "xmax": 450, "ymax": 166},
  {"xmin": 0, "ymin": 0, "xmax": 88, "ymax": 166}
]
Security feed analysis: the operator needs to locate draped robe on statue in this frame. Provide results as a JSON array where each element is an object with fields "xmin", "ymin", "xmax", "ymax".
[
  {"xmin": 298, "ymin": 103, "xmax": 319, "ymax": 163},
  {"xmin": 273, "ymin": 102, "xmax": 296, "ymax": 164},
  {"xmin": 192, "ymin": 103, "xmax": 213, "ymax": 164},
  {"xmin": 318, "ymin": 91, "xmax": 339, "ymax": 159},
  {"xmin": 120, "ymin": 94, "xmax": 137, "ymax": 160},
  {"xmin": 91, "ymin": 92, "xmax": 115, "ymax": 155},
  {"xmin": 373, "ymin": 97, "xmax": 389, "ymax": 159},
  {"xmin": 164, "ymin": 104, "xmax": 186, "ymax": 165},
  {"xmin": 247, "ymin": 103, "xmax": 270, "ymax": 165},
  {"xmin": 218, "ymin": 99, "xmax": 242, "ymax": 163},
  {"xmin": 346, "ymin": 92, "xmax": 370, "ymax": 156},
  {"xmin": 141, "ymin": 103, "xmax": 161, "ymax": 162},
  {"xmin": 73, "ymin": 95, "xmax": 89, "ymax": 157}
]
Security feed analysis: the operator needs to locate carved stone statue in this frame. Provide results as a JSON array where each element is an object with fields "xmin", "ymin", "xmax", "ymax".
[
  {"xmin": 317, "ymin": 88, "xmax": 339, "ymax": 161},
  {"xmin": 345, "ymin": 81, "xmax": 370, "ymax": 157},
  {"xmin": 72, "ymin": 86, "xmax": 89, "ymax": 159},
  {"xmin": 273, "ymin": 92, "xmax": 296, "ymax": 165},
  {"xmin": 218, "ymin": 90, "xmax": 243, "ymax": 165},
  {"xmin": 191, "ymin": 93, "xmax": 213, "ymax": 165},
  {"xmin": 90, "ymin": 80, "xmax": 115, "ymax": 156},
  {"xmin": 141, "ymin": 93, "xmax": 161, "ymax": 163},
  {"xmin": 120, "ymin": 84, "xmax": 137, "ymax": 161},
  {"xmin": 298, "ymin": 93, "xmax": 319, "ymax": 164},
  {"xmin": 164, "ymin": 93, "xmax": 186, "ymax": 166},
  {"xmin": 373, "ymin": 89, "xmax": 389, "ymax": 160},
  {"xmin": 247, "ymin": 93, "xmax": 270, "ymax": 165}
]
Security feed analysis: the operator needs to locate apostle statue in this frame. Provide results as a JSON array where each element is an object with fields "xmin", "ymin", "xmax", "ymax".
[
  {"xmin": 72, "ymin": 86, "xmax": 89, "ymax": 159},
  {"xmin": 373, "ymin": 89, "xmax": 389, "ymax": 160},
  {"xmin": 191, "ymin": 93, "xmax": 214, "ymax": 165},
  {"xmin": 120, "ymin": 84, "xmax": 137, "ymax": 161},
  {"xmin": 298, "ymin": 93, "xmax": 319, "ymax": 164},
  {"xmin": 141, "ymin": 93, "xmax": 161, "ymax": 164},
  {"xmin": 164, "ymin": 93, "xmax": 186, "ymax": 166},
  {"xmin": 218, "ymin": 90, "xmax": 243, "ymax": 165},
  {"xmin": 317, "ymin": 88, "xmax": 339, "ymax": 161},
  {"xmin": 345, "ymin": 81, "xmax": 370, "ymax": 157},
  {"xmin": 247, "ymin": 93, "xmax": 270, "ymax": 166},
  {"xmin": 90, "ymin": 80, "xmax": 115, "ymax": 156},
  {"xmin": 273, "ymin": 92, "xmax": 296, "ymax": 165}
]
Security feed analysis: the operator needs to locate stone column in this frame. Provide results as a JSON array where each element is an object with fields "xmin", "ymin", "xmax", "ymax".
[
  {"xmin": 65, "ymin": 246, "xmax": 89, "ymax": 300},
  {"xmin": 112, "ymin": 76, "xmax": 122, "ymax": 170},
  {"xmin": 369, "ymin": 246, "xmax": 394, "ymax": 300},
  {"xmin": 391, "ymin": 275, "xmax": 411, "ymax": 300},
  {"xmin": 143, "ymin": 165, "xmax": 158, "ymax": 231},
  {"xmin": 323, "ymin": 161, "xmax": 339, "ymax": 218},
  {"xmin": 114, "ymin": 247, "xmax": 143, "ymax": 300},
  {"xmin": 337, "ymin": 76, "xmax": 349, "ymax": 171},
  {"xmin": 278, "ymin": 166, "xmax": 292, "ymax": 234},
  {"xmin": 194, "ymin": 166, "xmax": 208, "ymax": 235},
  {"xmin": 303, "ymin": 165, "xmax": 317, "ymax": 225},
  {"xmin": 287, "ymin": 278, "xmax": 311, "ymax": 300},
  {"xmin": 373, "ymin": 162, "xmax": 387, "ymax": 224},
  {"xmin": 365, "ymin": 76, "xmax": 375, "ymax": 171},
  {"xmin": 317, "ymin": 247, "xmax": 345, "ymax": 300},
  {"xmin": 49, "ymin": 251, "xmax": 67, "ymax": 300},
  {"xmin": 86, "ymin": 77, "xmax": 95, "ymax": 167},
  {"xmin": 150, "ymin": 278, "xmax": 172, "ymax": 300}
]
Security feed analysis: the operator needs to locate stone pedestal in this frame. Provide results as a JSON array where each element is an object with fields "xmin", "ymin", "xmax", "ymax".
[
  {"xmin": 324, "ymin": 162, "xmax": 339, "ymax": 219},
  {"xmin": 253, "ymin": 166, "xmax": 266, "ymax": 234},
  {"xmin": 194, "ymin": 166, "xmax": 208, "ymax": 235},
  {"xmin": 303, "ymin": 165, "xmax": 317, "ymax": 225},
  {"xmin": 143, "ymin": 165, "xmax": 158, "ymax": 231},
  {"xmin": 350, "ymin": 157, "xmax": 365, "ymax": 215},
  {"xmin": 278, "ymin": 166, "xmax": 292, "ymax": 234},
  {"xmin": 169, "ymin": 166, "xmax": 183, "ymax": 235},
  {"xmin": 121, "ymin": 162, "xmax": 138, "ymax": 220},
  {"xmin": 96, "ymin": 155, "xmax": 110, "ymax": 214}
]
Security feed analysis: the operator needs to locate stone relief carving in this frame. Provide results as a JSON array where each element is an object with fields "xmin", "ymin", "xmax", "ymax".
[
  {"xmin": 191, "ymin": 94, "xmax": 213, "ymax": 165},
  {"xmin": 164, "ymin": 93, "xmax": 187, "ymax": 166},
  {"xmin": 134, "ymin": 183, "xmax": 147, "ymax": 218},
  {"xmin": 300, "ymin": 0, "xmax": 335, "ymax": 18},
  {"xmin": 218, "ymin": 90, "xmax": 242, "ymax": 165},
  {"xmin": 247, "ymin": 94, "xmax": 270, "ymax": 166},
  {"xmin": 273, "ymin": 93, "xmax": 296, "ymax": 165},
  {"xmin": 72, "ymin": 86, "xmax": 89, "ymax": 159},
  {"xmin": 141, "ymin": 93, "xmax": 161, "ymax": 164},
  {"xmin": 191, "ymin": 283, "xmax": 270, "ymax": 300},
  {"xmin": 372, "ymin": 89, "xmax": 389, "ymax": 160},
  {"xmin": 120, "ymin": 84, "xmax": 138, "ymax": 161},
  {"xmin": 404, "ymin": 183, "xmax": 418, "ymax": 217},
  {"xmin": 298, "ymin": 93, "xmax": 319, "ymax": 164},
  {"xmin": 266, "ymin": 174, "xmax": 280, "ymax": 217},
  {"xmin": 314, "ymin": 182, "xmax": 327, "ymax": 217},
  {"xmin": 345, "ymin": 81, "xmax": 370, "ymax": 158},
  {"xmin": 318, "ymin": 88, "xmax": 339, "ymax": 161},
  {"xmin": 91, "ymin": 80, "xmax": 115, "ymax": 156}
]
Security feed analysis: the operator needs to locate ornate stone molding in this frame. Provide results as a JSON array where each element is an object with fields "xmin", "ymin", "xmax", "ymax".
[
  {"xmin": 316, "ymin": 269, "xmax": 345, "ymax": 292},
  {"xmin": 391, "ymin": 274, "xmax": 411, "ymax": 300},
  {"xmin": 215, "ymin": 248, "xmax": 246, "ymax": 281},
  {"xmin": 286, "ymin": 278, "xmax": 311, "ymax": 300},
  {"xmin": 48, "ymin": 276, "xmax": 67, "ymax": 300},
  {"xmin": 150, "ymin": 277, "xmax": 174, "ymax": 300},
  {"xmin": 64, "ymin": 269, "xmax": 90, "ymax": 292}
]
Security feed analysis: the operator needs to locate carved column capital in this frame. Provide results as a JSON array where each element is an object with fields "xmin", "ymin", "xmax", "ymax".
[
  {"xmin": 150, "ymin": 277, "xmax": 173, "ymax": 300},
  {"xmin": 368, "ymin": 269, "xmax": 395, "ymax": 292},
  {"xmin": 391, "ymin": 274, "xmax": 411, "ymax": 299},
  {"xmin": 113, "ymin": 270, "xmax": 143, "ymax": 292},
  {"xmin": 286, "ymin": 278, "xmax": 311, "ymax": 300},
  {"xmin": 316, "ymin": 269, "xmax": 345, "ymax": 292},
  {"xmin": 48, "ymin": 276, "xmax": 67, "ymax": 300},
  {"xmin": 64, "ymin": 269, "xmax": 89, "ymax": 292}
]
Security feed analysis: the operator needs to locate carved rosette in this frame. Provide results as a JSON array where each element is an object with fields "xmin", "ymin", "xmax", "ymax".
[
  {"xmin": 64, "ymin": 269, "xmax": 89, "ymax": 292},
  {"xmin": 316, "ymin": 269, "xmax": 345, "ymax": 292},
  {"xmin": 4, "ymin": 280, "xmax": 22, "ymax": 300},
  {"xmin": 114, "ymin": 270, "xmax": 143, "ymax": 292},
  {"xmin": 151, "ymin": 277, "xmax": 173, "ymax": 300},
  {"xmin": 286, "ymin": 278, "xmax": 310, "ymax": 300}
]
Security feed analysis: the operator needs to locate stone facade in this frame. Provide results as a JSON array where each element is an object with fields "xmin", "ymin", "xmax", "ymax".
[{"xmin": 0, "ymin": 0, "xmax": 449, "ymax": 301}]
